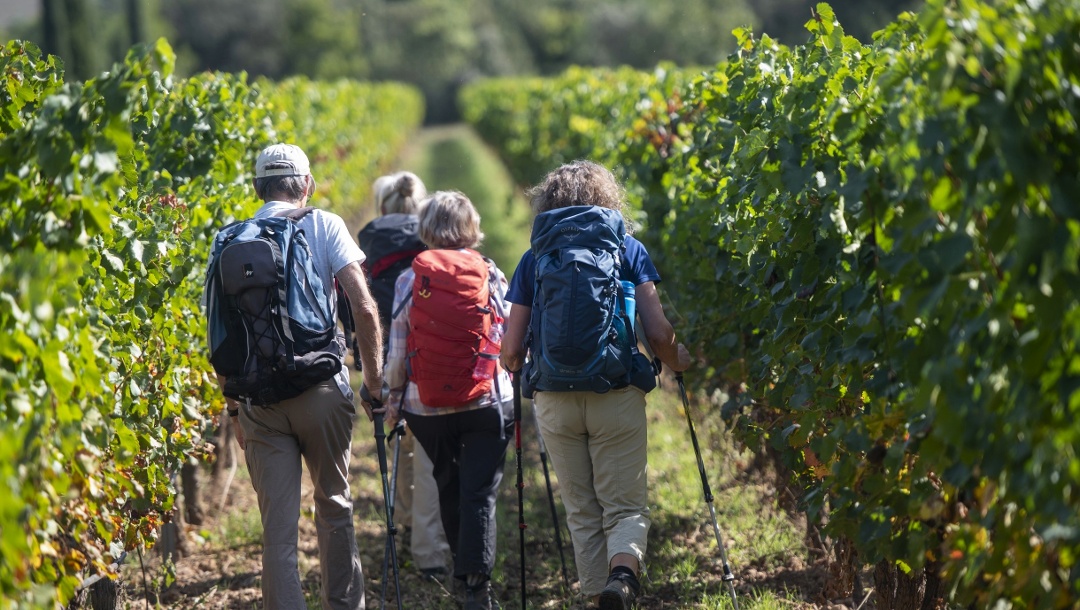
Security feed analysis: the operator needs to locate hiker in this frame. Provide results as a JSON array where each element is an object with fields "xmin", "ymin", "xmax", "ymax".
[
  {"xmin": 207, "ymin": 143, "xmax": 385, "ymax": 610},
  {"xmin": 499, "ymin": 160, "xmax": 691, "ymax": 610},
  {"xmin": 357, "ymin": 171, "xmax": 451, "ymax": 580},
  {"xmin": 384, "ymin": 190, "xmax": 514, "ymax": 610}
]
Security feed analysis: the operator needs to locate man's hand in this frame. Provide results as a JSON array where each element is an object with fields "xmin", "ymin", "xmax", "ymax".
[
  {"xmin": 359, "ymin": 384, "xmax": 388, "ymax": 421},
  {"xmin": 233, "ymin": 416, "xmax": 246, "ymax": 449},
  {"xmin": 231, "ymin": 414, "xmax": 246, "ymax": 450}
]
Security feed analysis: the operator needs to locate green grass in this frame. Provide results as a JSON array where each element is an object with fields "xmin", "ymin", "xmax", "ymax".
[{"xmin": 217, "ymin": 504, "xmax": 263, "ymax": 549}]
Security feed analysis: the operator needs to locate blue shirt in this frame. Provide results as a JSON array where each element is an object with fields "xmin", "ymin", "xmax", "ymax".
[{"xmin": 505, "ymin": 234, "xmax": 661, "ymax": 306}]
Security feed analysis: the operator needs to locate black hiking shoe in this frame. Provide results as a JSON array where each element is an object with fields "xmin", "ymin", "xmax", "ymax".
[
  {"xmin": 598, "ymin": 572, "xmax": 639, "ymax": 610},
  {"xmin": 463, "ymin": 580, "xmax": 500, "ymax": 610}
]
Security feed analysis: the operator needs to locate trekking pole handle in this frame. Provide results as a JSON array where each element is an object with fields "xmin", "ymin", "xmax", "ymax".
[{"xmin": 360, "ymin": 384, "xmax": 382, "ymax": 409}]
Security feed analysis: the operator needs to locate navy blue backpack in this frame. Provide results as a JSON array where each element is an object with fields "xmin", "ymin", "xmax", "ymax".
[
  {"xmin": 523, "ymin": 205, "xmax": 648, "ymax": 395},
  {"xmin": 205, "ymin": 207, "xmax": 344, "ymax": 406}
]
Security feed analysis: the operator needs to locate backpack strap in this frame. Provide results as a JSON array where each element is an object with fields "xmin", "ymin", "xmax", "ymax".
[
  {"xmin": 391, "ymin": 290, "xmax": 412, "ymax": 321},
  {"xmin": 275, "ymin": 205, "xmax": 316, "ymax": 221},
  {"xmin": 270, "ymin": 206, "xmax": 316, "ymax": 371},
  {"xmin": 369, "ymin": 248, "xmax": 425, "ymax": 279}
]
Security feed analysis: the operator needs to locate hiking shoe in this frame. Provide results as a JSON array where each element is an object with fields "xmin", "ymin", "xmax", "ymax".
[
  {"xmin": 598, "ymin": 573, "xmax": 638, "ymax": 610},
  {"xmin": 463, "ymin": 581, "xmax": 500, "ymax": 610}
]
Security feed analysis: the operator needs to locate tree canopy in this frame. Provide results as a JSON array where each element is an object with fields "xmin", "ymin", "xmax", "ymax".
[{"xmin": 13, "ymin": 0, "xmax": 924, "ymax": 119}]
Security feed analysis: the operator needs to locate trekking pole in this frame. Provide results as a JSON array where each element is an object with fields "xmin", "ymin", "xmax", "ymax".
[
  {"xmin": 530, "ymin": 405, "xmax": 571, "ymax": 592},
  {"xmin": 676, "ymin": 373, "xmax": 739, "ymax": 609},
  {"xmin": 380, "ymin": 420, "xmax": 406, "ymax": 609},
  {"xmin": 364, "ymin": 387, "xmax": 403, "ymax": 610},
  {"xmin": 512, "ymin": 371, "xmax": 527, "ymax": 610}
]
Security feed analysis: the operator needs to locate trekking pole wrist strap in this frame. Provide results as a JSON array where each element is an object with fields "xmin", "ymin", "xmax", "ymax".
[{"xmin": 360, "ymin": 383, "xmax": 383, "ymax": 407}]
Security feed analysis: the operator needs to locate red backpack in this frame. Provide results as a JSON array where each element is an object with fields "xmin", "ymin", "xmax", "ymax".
[{"xmin": 406, "ymin": 249, "xmax": 502, "ymax": 407}]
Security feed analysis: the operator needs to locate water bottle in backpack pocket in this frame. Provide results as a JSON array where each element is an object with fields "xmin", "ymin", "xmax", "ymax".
[{"xmin": 473, "ymin": 319, "xmax": 503, "ymax": 382}]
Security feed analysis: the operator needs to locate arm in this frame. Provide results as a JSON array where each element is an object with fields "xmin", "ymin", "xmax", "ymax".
[
  {"xmin": 215, "ymin": 374, "xmax": 246, "ymax": 450},
  {"xmin": 636, "ymin": 281, "xmax": 690, "ymax": 372},
  {"xmin": 336, "ymin": 261, "xmax": 384, "ymax": 410},
  {"xmin": 500, "ymin": 303, "xmax": 530, "ymax": 373}
]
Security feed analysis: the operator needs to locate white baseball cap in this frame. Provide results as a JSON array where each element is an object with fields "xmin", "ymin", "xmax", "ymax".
[{"xmin": 255, "ymin": 143, "xmax": 311, "ymax": 178}]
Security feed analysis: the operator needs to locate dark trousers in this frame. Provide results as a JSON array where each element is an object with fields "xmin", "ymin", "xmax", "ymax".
[{"xmin": 407, "ymin": 407, "xmax": 513, "ymax": 579}]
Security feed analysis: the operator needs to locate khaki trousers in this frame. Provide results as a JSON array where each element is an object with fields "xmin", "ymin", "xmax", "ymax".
[
  {"xmin": 532, "ymin": 387, "xmax": 650, "ymax": 598},
  {"xmin": 393, "ymin": 429, "xmax": 451, "ymax": 570},
  {"xmin": 238, "ymin": 379, "xmax": 365, "ymax": 610}
]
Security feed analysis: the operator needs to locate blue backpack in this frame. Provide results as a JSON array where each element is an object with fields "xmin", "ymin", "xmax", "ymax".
[
  {"xmin": 523, "ymin": 205, "xmax": 643, "ymax": 395},
  {"xmin": 205, "ymin": 207, "xmax": 344, "ymax": 406}
]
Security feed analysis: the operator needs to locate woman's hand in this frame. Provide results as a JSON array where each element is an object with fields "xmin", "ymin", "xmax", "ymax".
[
  {"xmin": 671, "ymin": 342, "xmax": 691, "ymax": 372},
  {"xmin": 499, "ymin": 304, "xmax": 531, "ymax": 373},
  {"xmin": 386, "ymin": 405, "xmax": 402, "ymax": 429}
]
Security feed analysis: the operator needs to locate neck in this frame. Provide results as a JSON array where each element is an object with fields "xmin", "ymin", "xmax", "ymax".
[{"xmin": 266, "ymin": 196, "xmax": 305, "ymax": 206}]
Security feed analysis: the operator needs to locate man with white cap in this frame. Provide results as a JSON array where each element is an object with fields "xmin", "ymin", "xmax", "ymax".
[{"xmin": 219, "ymin": 143, "xmax": 384, "ymax": 609}]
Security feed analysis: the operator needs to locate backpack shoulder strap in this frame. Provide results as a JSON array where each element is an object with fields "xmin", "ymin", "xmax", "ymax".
[
  {"xmin": 275, "ymin": 206, "xmax": 316, "ymax": 221},
  {"xmin": 391, "ymin": 290, "xmax": 413, "ymax": 321}
]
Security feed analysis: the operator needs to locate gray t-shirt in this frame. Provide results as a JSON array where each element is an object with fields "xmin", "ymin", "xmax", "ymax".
[{"xmin": 255, "ymin": 201, "xmax": 366, "ymax": 400}]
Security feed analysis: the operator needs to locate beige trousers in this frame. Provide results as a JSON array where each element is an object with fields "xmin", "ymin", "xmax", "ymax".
[
  {"xmin": 393, "ymin": 429, "xmax": 451, "ymax": 570},
  {"xmin": 532, "ymin": 386, "xmax": 650, "ymax": 598},
  {"xmin": 238, "ymin": 379, "xmax": 365, "ymax": 610}
]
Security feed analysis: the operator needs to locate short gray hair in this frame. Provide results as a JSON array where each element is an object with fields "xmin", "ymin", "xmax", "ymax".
[{"xmin": 417, "ymin": 191, "xmax": 484, "ymax": 249}]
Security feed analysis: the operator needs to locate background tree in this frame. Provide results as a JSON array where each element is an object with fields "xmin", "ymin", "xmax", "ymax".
[
  {"xmin": 126, "ymin": 0, "xmax": 144, "ymax": 47},
  {"xmin": 12, "ymin": 0, "xmax": 926, "ymax": 117},
  {"xmin": 40, "ymin": 0, "xmax": 100, "ymax": 80},
  {"xmin": 360, "ymin": 0, "xmax": 479, "ymax": 123},
  {"xmin": 751, "ymin": 0, "xmax": 922, "ymax": 44},
  {"xmin": 62, "ymin": 0, "xmax": 98, "ymax": 78},
  {"xmin": 281, "ymin": 0, "xmax": 366, "ymax": 79},
  {"xmin": 570, "ymin": 0, "xmax": 759, "ymax": 68},
  {"xmin": 41, "ymin": 0, "xmax": 69, "ymax": 69},
  {"xmin": 162, "ymin": 0, "xmax": 365, "ymax": 80}
]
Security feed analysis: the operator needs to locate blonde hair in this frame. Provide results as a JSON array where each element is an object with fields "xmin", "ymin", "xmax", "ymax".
[
  {"xmin": 417, "ymin": 191, "xmax": 484, "ymax": 249},
  {"xmin": 528, "ymin": 160, "xmax": 626, "ymax": 216},
  {"xmin": 373, "ymin": 171, "xmax": 428, "ymax": 215}
]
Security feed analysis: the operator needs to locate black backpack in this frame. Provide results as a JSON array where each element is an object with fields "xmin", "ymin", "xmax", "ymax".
[
  {"xmin": 357, "ymin": 213, "xmax": 426, "ymax": 334},
  {"xmin": 205, "ymin": 207, "xmax": 345, "ymax": 406}
]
